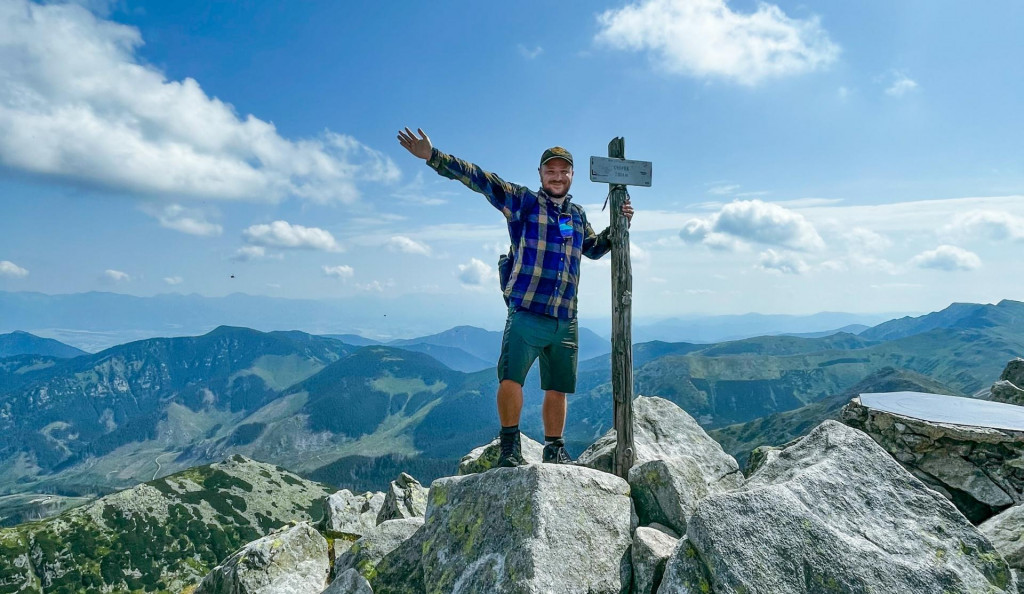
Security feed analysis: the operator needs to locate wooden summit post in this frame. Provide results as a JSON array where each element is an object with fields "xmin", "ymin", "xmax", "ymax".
[{"xmin": 589, "ymin": 138, "xmax": 652, "ymax": 479}]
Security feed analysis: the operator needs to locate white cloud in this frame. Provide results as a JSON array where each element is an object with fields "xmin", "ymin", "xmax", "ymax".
[
  {"xmin": 356, "ymin": 279, "xmax": 394, "ymax": 293},
  {"xmin": 243, "ymin": 221, "xmax": 341, "ymax": 252},
  {"xmin": 885, "ymin": 73, "xmax": 919, "ymax": 97},
  {"xmin": 390, "ymin": 172, "xmax": 449, "ymax": 206},
  {"xmin": 0, "ymin": 0, "xmax": 399, "ymax": 203},
  {"xmin": 163, "ymin": 276, "xmax": 183, "ymax": 285},
  {"xmin": 757, "ymin": 249, "xmax": 808, "ymax": 274},
  {"xmin": 145, "ymin": 203, "xmax": 222, "ymax": 236},
  {"xmin": 0, "ymin": 260, "xmax": 29, "ymax": 277},
  {"xmin": 942, "ymin": 210, "xmax": 1024, "ymax": 242},
  {"xmin": 595, "ymin": 0, "xmax": 839, "ymax": 85},
  {"xmin": 909, "ymin": 245, "xmax": 981, "ymax": 271},
  {"xmin": 386, "ymin": 236, "xmax": 432, "ymax": 256},
  {"xmin": 517, "ymin": 44, "xmax": 544, "ymax": 59},
  {"xmin": 842, "ymin": 227, "xmax": 891, "ymax": 254},
  {"xmin": 103, "ymin": 269, "xmax": 130, "ymax": 282},
  {"xmin": 681, "ymin": 199, "xmax": 824, "ymax": 251},
  {"xmin": 231, "ymin": 246, "xmax": 270, "ymax": 262},
  {"xmin": 708, "ymin": 184, "xmax": 740, "ymax": 195},
  {"xmin": 458, "ymin": 258, "xmax": 494, "ymax": 287},
  {"xmin": 323, "ymin": 265, "xmax": 354, "ymax": 279}
]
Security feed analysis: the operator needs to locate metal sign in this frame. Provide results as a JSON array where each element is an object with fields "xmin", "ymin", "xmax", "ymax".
[
  {"xmin": 589, "ymin": 156, "xmax": 652, "ymax": 187},
  {"xmin": 859, "ymin": 391, "xmax": 1024, "ymax": 432}
]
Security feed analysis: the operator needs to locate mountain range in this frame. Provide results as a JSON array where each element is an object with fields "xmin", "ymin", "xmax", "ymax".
[{"xmin": 1, "ymin": 299, "xmax": 1023, "ymax": 518}]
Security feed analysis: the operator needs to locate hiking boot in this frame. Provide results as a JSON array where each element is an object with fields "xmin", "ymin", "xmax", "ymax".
[
  {"xmin": 496, "ymin": 431, "xmax": 526, "ymax": 468},
  {"xmin": 542, "ymin": 439, "xmax": 574, "ymax": 465}
]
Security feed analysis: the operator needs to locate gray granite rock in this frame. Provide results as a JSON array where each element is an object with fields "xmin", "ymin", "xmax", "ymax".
[
  {"xmin": 576, "ymin": 396, "xmax": 743, "ymax": 492},
  {"xmin": 841, "ymin": 395, "xmax": 1024, "ymax": 523},
  {"xmin": 631, "ymin": 526, "xmax": 677, "ymax": 594},
  {"xmin": 667, "ymin": 420, "xmax": 1016, "ymax": 594},
  {"xmin": 992, "ymin": 359, "xmax": 1024, "ymax": 406},
  {"xmin": 415, "ymin": 464, "xmax": 632, "ymax": 593},
  {"xmin": 375, "ymin": 473, "xmax": 427, "ymax": 523},
  {"xmin": 657, "ymin": 537, "xmax": 711, "ymax": 594},
  {"xmin": 195, "ymin": 522, "xmax": 329, "ymax": 594},
  {"xmin": 322, "ymin": 568, "xmax": 373, "ymax": 594},
  {"xmin": 324, "ymin": 490, "xmax": 385, "ymax": 538},
  {"xmin": 457, "ymin": 435, "xmax": 544, "ymax": 475},
  {"xmin": 628, "ymin": 457, "xmax": 711, "ymax": 536},
  {"xmin": 334, "ymin": 518, "xmax": 423, "ymax": 581},
  {"xmin": 981, "ymin": 505, "xmax": 1024, "ymax": 573}
]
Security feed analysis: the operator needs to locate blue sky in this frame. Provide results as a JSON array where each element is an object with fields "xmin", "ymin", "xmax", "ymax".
[{"xmin": 1, "ymin": 0, "xmax": 1022, "ymax": 334}]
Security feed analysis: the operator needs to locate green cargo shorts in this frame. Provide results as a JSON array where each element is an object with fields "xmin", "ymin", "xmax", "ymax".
[{"xmin": 497, "ymin": 307, "xmax": 579, "ymax": 393}]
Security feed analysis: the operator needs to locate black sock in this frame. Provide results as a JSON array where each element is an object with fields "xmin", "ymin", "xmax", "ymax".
[
  {"xmin": 500, "ymin": 425, "xmax": 519, "ymax": 452},
  {"xmin": 544, "ymin": 435, "xmax": 563, "ymax": 445}
]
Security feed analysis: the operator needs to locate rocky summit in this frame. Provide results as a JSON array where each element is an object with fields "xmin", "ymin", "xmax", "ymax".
[
  {"xmin": 5, "ymin": 394, "xmax": 1023, "ymax": 594},
  {"xmin": 841, "ymin": 389, "xmax": 1024, "ymax": 524}
]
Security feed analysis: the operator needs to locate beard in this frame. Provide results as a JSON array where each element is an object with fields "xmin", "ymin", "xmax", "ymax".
[{"xmin": 543, "ymin": 185, "xmax": 569, "ymax": 199}]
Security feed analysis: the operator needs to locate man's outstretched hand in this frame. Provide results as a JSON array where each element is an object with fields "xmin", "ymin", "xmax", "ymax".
[{"xmin": 397, "ymin": 127, "xmax": 432, "ymax": 160}]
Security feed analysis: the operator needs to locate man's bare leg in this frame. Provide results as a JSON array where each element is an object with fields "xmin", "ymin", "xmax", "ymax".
[
  {"xmin": 542, "ymin": 390, "xmax": 567, "ymax": 438},
  {"xmin": 497, "ymin": 379, "xmax": 524, "ymax": 426}
]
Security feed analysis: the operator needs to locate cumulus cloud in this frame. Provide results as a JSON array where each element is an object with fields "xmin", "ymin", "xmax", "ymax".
[
  {"xmin": 386, "ymin": 236, "xmax": 432, "ymax": 256},
  {"xmin": 885, "ymin": 72, "xmax": 919, "ymax": 97},
  {"xmin": 0, "ymin": 0, "xmax": 399, "ymax": 203},
  {"xmin": 243, "ymin": 221, "xmax": 341, "ymax": 252},
  {"xmin": 942, "ymin": 210, "xmax": 1024, "ymax": 242},
  {"xmin": 0, "ymin": 260, "xmax": 29, "ymax": 277},
  {"xmin": 146, "ymin": 204, "xmax": 222, "ymax": 236},
  {"xmin": 103, "ymin": 269, "xmax": 130, "ymax": 282},
  {"xmin": 322, "ymin": 264, "xmax": 354, "ymax": 279},
  {"xmin": 909, "ymin": 245, "xmax": 981, "ymax": 271},
  {"xmin": 680, "ymin": 199, "xmax": 824, "ymax": 252},
  {"xmin": 595, "ymin": 0, "xmax": 839, "ymax": 85},
  {"xmin": 163, "ymin": 276, "xmax": 183, "ymax": 285},
  {"xmin": 842, "ymin": 227, "xmax": 892, "ymax": 254},
  {"xmin": 356, "ymin": 279, "xmax": 394, "ymax": 293},
  {"xmin": 231, "ymin": 246, "xmax": 269, "ymax": 262},
  {"xmin": 757, "ymin": 249, "xmax": 808, "ymax": 274},
  {"xmin": 458, "ymin": 258, "xmax": 494, "ymax": 287}
]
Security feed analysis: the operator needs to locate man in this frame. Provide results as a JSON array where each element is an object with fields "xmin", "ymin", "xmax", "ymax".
[{"xmin": 397, "ymin": 127, "xmax": 634, "ymax": 468}]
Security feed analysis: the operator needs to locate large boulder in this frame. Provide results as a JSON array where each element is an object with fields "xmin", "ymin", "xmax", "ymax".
[
  {"xmin": 457, "ymin": 435, "xmax": 544, "ymax": 475},
  {"xmin": 334, "ymin": 518, "xmax": 423, "ymax": 581},
  {"xmin": 661, "ymin": 421, "xmax": 1016, "ymax": 593},
  {"xmin": 324, "ymin": 490, "xmax": 385, "ymax": 538},
  {"xmin": 991, "ymin": 359, "xmax": 1024, "ymax": 405},
  {"xmin": 195, "ymin": 522, "xmax": 329, "ymax": 594},
  {"xmin": 841, "ymin": 395, "xmax": 1024, "ymax": 523},
  {"xmin": 576, "ymin": 396, "xmax": 743, "ymax": 491},
  {"xmin": 629, "ymin": 457, "xmax": 715, "ymax": 536},
  {"xmin": 392, "ymin": 464, "xmax": 632, "ymax": 593},
  {"xmin": 322, "ymin": 568, "xmax": 373, "ymax": 594},
  {"xmin": 375, "ymin": 473, "xmax": 428, "ymax": 523},
  {"xmin": 981, "ymin": 505, "xmax": 1024, "ymax": 573},
  {"xmin": 631, "ymin": 526, "xmax": 678, "ymax": 594}
]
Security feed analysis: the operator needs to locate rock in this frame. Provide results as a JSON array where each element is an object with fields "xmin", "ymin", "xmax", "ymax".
[
  {"xmin": 334, "ymin": 518, "xmax": 424, "ymax": 581},
  {"xmin": 195, "ymin": 521, "xmax": 329, "ymax": 594},
  {"xmin": 457, "ymin": 435, "xmax": 544, "ymax": 475},
  {"xmin": 658, "ymin": 537, "xmax": 712, "ymax": 594},
  {"xmin": 631, "ymin": 526, "xmax": 678, "ymax": 594},
  {"xmin": 991, "ymin": 359, "xmax": 1024, "ymax": 405},
  {"xmin": 322, "ymin": 568, "xmax": 373, "ymax": 594},
  {"xmin": 576, "ymin": 396, "xmax": 743, "ymax": 491},
  {"xmin": 414, "ymin": 464, "xmax": 632, "ymax": 593},
  {"xmin": 981, "ymin": 505, "xmax": 1024, "ymax": 572},
  {"xmin": 324, "ymin": 490, "xmax": 385, "ymax": 538},
  {"xmin": 667, "ymin": 420, "xmax": 1016, "ymax": 594},
  {"xmin": 628, "ymin": 457, "xmax": 710, "ymax": 536},
  {"xmin": 368, "ymin": 525, "xmax": 428, "ymax": 594},
  {"xmin": 375, "ymin": 473, "xmax": 428, "ymax": 523},
  {"xmin": 841, "ymin": 395, "xmax": 1024, "ymax": 523}
]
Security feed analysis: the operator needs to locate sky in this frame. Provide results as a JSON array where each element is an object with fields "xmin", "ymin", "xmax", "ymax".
[{"xmin": 1, "ymin": 0, "xmax": 1023, "ymax": 334}]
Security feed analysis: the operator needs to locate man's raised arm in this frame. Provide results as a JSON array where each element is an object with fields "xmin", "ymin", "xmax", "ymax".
[{"xmin": 397, "ymin": 127, "xmax": 527, "ymax": 220}]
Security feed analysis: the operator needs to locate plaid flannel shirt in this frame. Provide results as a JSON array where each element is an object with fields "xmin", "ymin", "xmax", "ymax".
[{"xmin": 427, "ymin": 148, "xmax": 612, "ymax": 319}]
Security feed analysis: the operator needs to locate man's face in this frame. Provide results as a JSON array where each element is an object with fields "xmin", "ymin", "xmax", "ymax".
[{"xmin": 539, "ymin": 158, "xmax": 573, "ymax": 198}]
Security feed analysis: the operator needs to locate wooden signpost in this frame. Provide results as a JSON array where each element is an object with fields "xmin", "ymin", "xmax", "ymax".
[{"xmin": 590, "ymin": 137, "xmax": 652, "ymax": 479}]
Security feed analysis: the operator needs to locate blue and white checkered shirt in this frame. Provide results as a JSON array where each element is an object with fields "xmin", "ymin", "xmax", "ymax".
[{"xmin": 427, "ymin": 148, "xmax": 612, "ymax": 319}]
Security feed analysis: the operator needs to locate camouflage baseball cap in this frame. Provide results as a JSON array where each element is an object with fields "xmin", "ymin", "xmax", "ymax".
[{"xmin": 540, "ymin": 146, "xmax": 573, "ymax": 168}]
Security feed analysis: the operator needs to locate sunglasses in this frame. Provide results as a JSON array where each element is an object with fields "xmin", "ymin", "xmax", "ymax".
[{"xmin": 558, "ymin": 214, "xmax": 573, "ymax": 241}]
